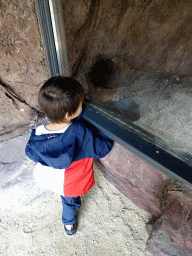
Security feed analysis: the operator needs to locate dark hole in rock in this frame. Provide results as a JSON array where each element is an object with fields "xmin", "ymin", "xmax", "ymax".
[
  {"xmin": 86, "ymin": 56, "xmax": 140, "ymax": 121},
  {"xmin": 87, "ymin": 59, "xmax": 120, "ymax": 89}
]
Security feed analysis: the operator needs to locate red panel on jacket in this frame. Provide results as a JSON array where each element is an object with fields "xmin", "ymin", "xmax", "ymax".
[{"xmin": 64, "ymin": 158, "xmax": 95, "ymax": 197}]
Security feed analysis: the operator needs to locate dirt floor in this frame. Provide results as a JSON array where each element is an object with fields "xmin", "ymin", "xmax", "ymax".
[{"xmin": 0, "ymin": 159, "xmax": 152, "ymax": 256}]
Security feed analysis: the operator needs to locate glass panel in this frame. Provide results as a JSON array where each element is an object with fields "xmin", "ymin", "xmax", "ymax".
[
  {"xmin": 41, "ymin": 0, "xmax": 192, "ymax": 168},
  {"xmin": 87, "ymin": 58, "xmax": 192, "ymax": 164}
]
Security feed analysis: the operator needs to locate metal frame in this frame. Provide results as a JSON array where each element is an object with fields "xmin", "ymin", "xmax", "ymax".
[
  {"xmin": 35, "ymin": 0, "xmax": 192, "ymax": 186},
  {"xmin": 83, "ymin": 106, "xmax": 192, "ymax": 186},
  {"xmin": 35, "ymin": 0, "xmax": 69, "ymax": 77},
  {"xmin": 48, "ymin": 0, "xmax": 69, "ymax": 76}
]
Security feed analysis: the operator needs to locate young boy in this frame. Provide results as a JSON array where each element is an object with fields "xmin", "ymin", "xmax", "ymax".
[{"xmin": 25, "ymin": 76, "xmax": 113, "ymax": 236}]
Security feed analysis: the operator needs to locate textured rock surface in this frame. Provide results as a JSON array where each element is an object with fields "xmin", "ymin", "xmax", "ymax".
[
  {"xmin": 146, "ymin": 191, "xmax": 192, "ymax": 256},
  {"xmin": 62, "ymin": 0, "xmax": 192, "ymax": 81},
  {"xmin": 0, "ymin": 0, "xmax": 47, "ymax": 139},
  {"xmin": 159, "ymin": 181, "xmax": 192, "ymax": 255},
  {"xmin": 0, "ymin": 131, "xmax": 53, "ymax": 212},
  {"xmin": 0, "ymin": 81, "xmax": 38, "ymax": 141},
  {"xmin": 146, "ymin": 219, "xmax": 188, "ymax": 256},
  {"xmin": 0, "ymin": 0, "xmax": 47, "ymax": 104},
  {"xmin": 97, "ymin": 143, "xmax": 192, "ymax": 255},
  {"xmin": 96, "ymin": 142, "xmax": 169, "ymax": 217}
]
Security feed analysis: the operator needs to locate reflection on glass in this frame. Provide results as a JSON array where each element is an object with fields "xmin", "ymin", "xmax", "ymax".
[{"xmin": 86, "ymin": 57, "xmax": 192, "ymax": 163}]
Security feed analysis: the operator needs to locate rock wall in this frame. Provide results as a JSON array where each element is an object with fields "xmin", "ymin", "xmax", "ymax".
[
  {"xmin": 0, "ymin": 0, "xmax": 47, "ymax": 140},
  {"xmin": 62, "ymin": 0, "xmax": 192, "ymax": 88}
]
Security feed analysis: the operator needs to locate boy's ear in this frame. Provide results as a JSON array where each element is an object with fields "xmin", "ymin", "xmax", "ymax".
[{"xmin": 65, "ymin": 112, "xmax": 70, "ymax": 120}]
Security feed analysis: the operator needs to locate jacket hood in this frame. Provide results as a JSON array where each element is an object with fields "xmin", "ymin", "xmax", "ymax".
[{"xmin": 25, "ymin": 116, "xmax": 84, "ymax": 169}]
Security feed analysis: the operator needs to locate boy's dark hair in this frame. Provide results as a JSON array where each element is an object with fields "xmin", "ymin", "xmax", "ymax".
[{"xmin": 38, "ymin": 76, "xmax": 84, "ymax": 123}]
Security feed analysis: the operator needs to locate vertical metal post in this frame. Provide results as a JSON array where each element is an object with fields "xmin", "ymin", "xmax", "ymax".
[
  {"xmin": 48, "ymin": 0, "xmax": 69, "ymax": 76},
  {"xmin": 35, "ymin": 0, "xmax": 59, "ymax": 77},
  {"xmin": 35, "ymin": 0, "xmax": 69, "ymax": 77}
]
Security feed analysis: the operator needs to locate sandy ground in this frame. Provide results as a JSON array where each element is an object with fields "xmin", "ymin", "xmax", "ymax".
[{"xmin": 0, "ymin": 161, "xmax": 152, "ymax": 256}]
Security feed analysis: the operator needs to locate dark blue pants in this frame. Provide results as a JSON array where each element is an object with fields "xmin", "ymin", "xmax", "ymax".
[{"xmin": 60, "ymin": 195, "xmax": 81, "ymax": 225}]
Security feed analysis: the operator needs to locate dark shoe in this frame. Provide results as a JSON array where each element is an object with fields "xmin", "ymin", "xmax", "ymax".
[{"xmin": 64, "ymin": 223, "xmax": 76, "ymax": 236}]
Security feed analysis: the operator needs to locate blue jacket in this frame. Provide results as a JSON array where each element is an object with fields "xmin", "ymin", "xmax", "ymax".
[{"xmin": 25, "ymin": 114, "xmax": 113, "ymax": 196}]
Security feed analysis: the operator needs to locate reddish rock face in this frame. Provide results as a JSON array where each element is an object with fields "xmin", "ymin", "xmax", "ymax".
[
  {"xmin": 97, "ymin": 143, "xmax": 192, "ymax": 255},
  {"xmin": 146, "ymin": 190, "xmax": 192, "ymax": 256},
  {"xmin": 95, "ymin": 142, "xmax": 169, "ymax": 217},
  {"xmin": 160, "ymin": 188, "xmax": 192, "ymax": 255}
]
